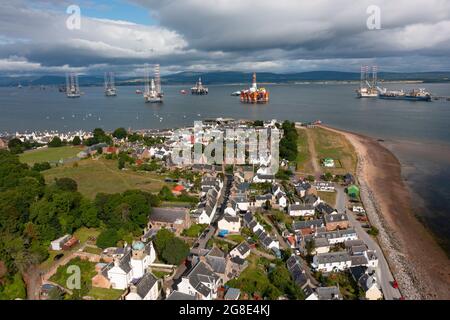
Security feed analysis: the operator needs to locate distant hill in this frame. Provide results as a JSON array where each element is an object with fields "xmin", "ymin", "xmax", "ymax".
[{"xmin": 1, "ymin": 71, "xmax": 449, "ymax": 87}]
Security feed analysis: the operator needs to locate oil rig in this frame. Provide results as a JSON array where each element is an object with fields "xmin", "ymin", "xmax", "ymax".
[
  {"xmin": 356, "ymin": 65, "xmax": 378, "ymax": 98},
  {"xmin": 191, "ymin": 77, "xmax": 208, "ymax": 95},
  {"xmin": 66, "ymin": 73, "xmax": 81, "ymax": 98},
  {"xmin": 104, "ymin": 72, "xmax": 117, "ymax": 96},
  {"xmin": 240, "ymin": 73, "xmax": 269, "ymax": 103},
  {"xmin": 144, "ymin": 64, "xmax": 163, "ymax": 103}
]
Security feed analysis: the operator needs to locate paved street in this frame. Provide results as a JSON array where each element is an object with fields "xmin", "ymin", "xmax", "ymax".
[{"xmin": 335, "ymin": 185, "xmax": 402, "ymax": 300}]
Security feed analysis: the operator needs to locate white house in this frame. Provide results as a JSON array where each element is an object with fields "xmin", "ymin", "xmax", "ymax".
[
  {"xmin": 288, "ymin": 203, "xmax": 315, "ymax": 217},
  {"xmin": 254, "ymin": 194, "xmax": 273, "ymax": 207},
  {"xmin": 315, "ymin": 181, "xmax": 335, "ymax": 192},
  {"xmin": 312, "ymin": 252, "xmax": 352, "ymax": 272},
  {"xmin": 252, "ymin": 174, "xmax": 275, "ymax": 183},
  {"xmin": 125, "ymin": 272, "xmax": 159, "ymax": 300},
  {"xmin": 107, "ymin": 241, "xmax": 156, "ymax": 290},
  {"xmin": 359, "ymin": 274, "xmax": 383, "ymax": 300},
  {"xmin": 276, "ymin": 193, "xmax": 288, "ymax": 209},
  {"xmin": 218, "ymin": 215, "xmax": 241, "ymax": 233},
  {"xmin": 50, "ymin": 234, "xmax": 71, "ymax": 251},
  {"xmin": 229, "ymin": 242, "xmax": 251, "ymax": 260},
  {"xmin": 177, "ymin": 261, "xmax": 221, "ymax": 300}
]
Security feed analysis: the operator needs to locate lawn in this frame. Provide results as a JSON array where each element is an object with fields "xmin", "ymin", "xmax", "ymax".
[
  {"xmin": 83, "ymin": 246, "xmax": 103, "ymax": 255},
  {"xmin": 50, "ymin": 257, "xmax": 96, "ymax": 292},
  {"xmin": 309, "ymin": 127, "xmax": 357, "ymax": 175},
  {"xmin": 182, "ymin": 224, "xmax": 207, "ymax": 237},
  {"xmin": 19, "ymin": 146, "xmax": 83, "ymax": 165},
  {"xmin": 43, "ymin": 158, "xmax": 168, "ymax": 199},
  {"xmin": 73, "ymin": 227, "xmax": 101, "ymax": 243},
  {"xmin": 295, "ymin": 128, "xmax": 313, "ymax": 173},
  {"xmin": 153, "ymin": 270, "xmax": 171, "ymax": 279},
  {"xmin": 226, "ymin": 234, "xmax": 245, "ymax": 243},
  {"xmin": 317, "ymin": 191, "xmax": 337, "ymax": 207},
  {"xmin": 87, "ymin": 287, "xmax": 124, "ymax": 300}
]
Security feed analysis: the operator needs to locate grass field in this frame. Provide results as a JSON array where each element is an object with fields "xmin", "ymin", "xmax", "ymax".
[
  {"xmin": 296, "ymin": 128, "xmax": 313, "ymax": 173},
  {"xmin": 73, "ymin": 227, "xmax": 101, "ymax": 243},
  {"xmin": 317, "ymin": 191, "xmax": 337, "ymax": 207},
  {"xmin": 309, "ymin": 127, "xmax": 357, "ymax": 175},
  {"xmin": 19, "ymin": 146, "xmax": 83, "ymax": 165},
  {"xmin": 87, "ymin": 287, "xmax": 124, "ymax": 300},
  {"xmin": 43, "ymin": 158, "xmax": 167, "ymax": 198}
]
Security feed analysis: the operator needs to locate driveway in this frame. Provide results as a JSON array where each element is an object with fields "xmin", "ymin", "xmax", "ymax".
[{"xmin": 335, "ymin": 186, "xmax": 402, "ymax": 300}]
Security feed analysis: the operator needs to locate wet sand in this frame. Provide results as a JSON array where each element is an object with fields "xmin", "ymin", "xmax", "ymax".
[{"xmin": 321, "ymin": 125, "xmax": 450, "ymax": 300}]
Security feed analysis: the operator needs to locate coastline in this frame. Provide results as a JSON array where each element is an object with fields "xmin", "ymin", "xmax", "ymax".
[{"xmin": 320, "ymin": 124, "xmax": 450, "ymax": 300}]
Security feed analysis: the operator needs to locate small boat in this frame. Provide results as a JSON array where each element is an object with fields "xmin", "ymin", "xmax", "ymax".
[
  {"xmin": 231, "ymin": 91, "xmax": 241, "ymax": 96},
  {"xmin": 180, "ymin": 89, "xmax": 187, "ymax": 94},
  {"xmin": 136, "ymin": 89, "xmax": 143, "ymax": 94}
]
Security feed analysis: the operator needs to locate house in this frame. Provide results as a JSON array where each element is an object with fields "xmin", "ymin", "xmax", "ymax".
[
  {"xmin": 324, "ymin": 214, "xmax": 349, "ymax": 231},
  {"xmin": 306, "ymin": 286, "xmax": 342, "ymax": 300},
  {"xmin": 62, "ymin": 236, "xmax": 79, "ymax": 250},
  {"xmin": 105, "ymin": 241, "xmax": 156, "ymax": 290},
  {"xmin": 275, "ymin": 193, "xmax": 288, "ymax": 209},
  {"xmin": 312, "ymin": 251, "xmax": 352, "ymax": 272},
  {"xmin": 125, "ymin": 272, "xmax": 159, "ymax": 300},
  {"xmin": 224, "ymin": 288, "xmax": 241, "ymax": 300},
  {"xmin": 344, "ymin": 173, "xmax": 355, "ymax": 185},
  {"xmin": 288, "ymin": 203, "xmax": 315, "ymax": 217},
  {"xmin": 295, "ymin": 181, "xmax": 312, "ymax": 197},
  {"xmin": 166, "ymin": 290, "xmax": 197, "ymax": 300},
  {"xmin": 172, "ymin": 184, "xmax": 185, "ymax": 195},
  {"xmin": 148, "ymin": 207, "xmax": 191, "ymax": 236},
  {"xmin": 304, "ymin": 237, "xmax": 330, "ymax": 254},
  {"xmin": 349, "ymin": 266, "xmax": 383, "ymax": 300},
  {"xmin": 218, "ymin": 215, "xmax": 241, "ymax": 233},
  {"xmin": 314, "ymin": 181, "xmax": 335, "ymax": 192},
  {"xmin": 50, "ymin": 234, "xmax": 71, "ymax": 251},
  {"xmin": 91, "ymin": 263, "xmax": 111, "ymax": 289},
  {"xmin": 252, "ymin": 174, "xmax": 275, "ymax": 183},
  {"xmin": 314, "ymin": 228, "xmax": 358, "ymax": 245},
  {"xmin": 315, "ymin": 202, "xmax": 337, "ymax": 215},
  {"xmin": 254, "ymin": 193, "xmax": 273, "ymax": 207},
  {"xmin": 322, "ymin": 158, "xmax": 335, "ymax": 168},
  {"xmin": 292, "ymin": 219, "xmax": 324, "ymax": 235},
  {"xmin": 102, "ymin": 146, "xmax": 119, "ymax": 155},
  {"xmin": 286, "ymin": 255, "xmax": 308, "ymax": 289},
  {"xmin": 230, "ymin": 242, "xmax": 251, "ymax": 260},
  {"xmin": 177, "ymin": 261, "xmax": 222, "ymax": 300},
  {"xmin": 243, "ymin": 212, "xmax": 263, "ymax": 233}
]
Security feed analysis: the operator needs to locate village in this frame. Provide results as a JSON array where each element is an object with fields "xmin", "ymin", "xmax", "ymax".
[{"xmin": 1, "ymin": 118, "xmax": 399, "ymax": 301}]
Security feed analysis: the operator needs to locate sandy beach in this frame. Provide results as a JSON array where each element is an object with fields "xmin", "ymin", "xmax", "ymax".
[{"xmin": 321, "ymin": 125, "xmax": 450, "ymax": 300}]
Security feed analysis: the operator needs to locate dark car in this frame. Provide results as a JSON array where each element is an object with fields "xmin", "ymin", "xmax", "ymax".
[{"xmin": 54, "ymin": 253, "xmax": 64, "ymax": 261}]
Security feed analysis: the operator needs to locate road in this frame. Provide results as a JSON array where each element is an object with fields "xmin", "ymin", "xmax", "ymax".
[{"xmin": 335, "ymin": 185, "xmax": 402, "ymax": 300}]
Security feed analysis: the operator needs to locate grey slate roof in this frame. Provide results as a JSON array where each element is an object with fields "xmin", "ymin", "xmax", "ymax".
[
  {"xmin": 293, "ymin": 219, "xmax": 324, "ymax": 231},
  {"xmin": 350, "ymin": 255, "xmax": 368, "ymax": 266},
  {"xmin": 186, "ymin": 261, "xmax": 220, "ymax": 298},
  {"xmin": 316, "ymin": 252, "xmax": 351, "ymax": 264},
  {"xmin": 316, "ymin": 286, "xmax": 341, "ymax": 300},
  {"xmin": 323, "ymin": 213, "xmax": 348, "ymax": 223},
  {"xmin": 234, "ymin": 242, "xmax": 251, "ymax": 256},
  {"xmin": 166, "ymin": 291, "xmax": 196, "ymax": 300},
  {"xmin": 150, "ymin": 207, "xmax": 188, "ymax": 223},
  {"xmin": 131, "ymin": 272, "xmax": 158, "ymax": 299}
]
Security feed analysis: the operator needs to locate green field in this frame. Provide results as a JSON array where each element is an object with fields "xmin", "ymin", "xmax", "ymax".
[
  {"xmin": 317, "ymin": 191, "xmax": 337, "ymax": 207},
  {"xmin": 295, "ymin": 128, "xmax": 312, "ymax": 173},
  {"xmin": 19, "ymin": 146, "xmax": 83, "ymax": 165},
  {"xmin": 43, "ymin": 158, "xmax": 168, "ymax": 198},
  {"xmin": 309, "ymin": 127, "xmax": 357, "ymax": 175},
  {"xmin": 87, "ymin": 287, "xmax": 124, "ymax": 300}
]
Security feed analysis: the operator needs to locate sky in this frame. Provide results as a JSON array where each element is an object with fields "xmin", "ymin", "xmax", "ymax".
[{"xmin": 1, "ymin": 0, "xmax": 450, "ymax": 76}]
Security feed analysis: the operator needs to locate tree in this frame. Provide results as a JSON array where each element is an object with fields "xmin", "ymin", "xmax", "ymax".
[
  {"xmin": 32, "ymin": 162, "xmax": 51, "ymax": 172},
  {"xmin": 154, "ymin": 228, "xmax": 174, "ymax": 254},
  {"xmin": 323, "ymin": 172, "xmax": 333, "ymax": 181},
  {"xmin": 48, "ymin": 136, "xmax": 63, "ymax": 148},
  {"xmin": 253, "ymin": 120, "xmax": 264, "ymax": 127},
  {"xmin": 112, "ymin": 128, "xmax": 127, "ymax": 140},
  {"xmin": 161, "ymin": 238, "xmax": 190, "ymax": 265},
  {"xmin": 0, "ymin": 273, "xmax": 27, "ymax": 300},
  {"xmin": 158, "ymin": 186, "xmax": 174, "ymax": 201},
  {"xmin": 55, "ymin": 178, "xmax": 77, "ymax": 192},
  {"xmin": 96, "ymin": 229, "xmax": 120, "ymax": 249},
  {"xmin": 118, "ymin": 158, "xmax": 125, "ymax": 170},
  {"xmin": 72, "ymin": 136, "xmax": 81, "ymax": 146},
  {"xmin": 7, "ymin": 138, "xmax": 24, "ymax": 154},
  {"xmin": 305, "ymin": 239, "xmax": 315, "ymax": 256}
]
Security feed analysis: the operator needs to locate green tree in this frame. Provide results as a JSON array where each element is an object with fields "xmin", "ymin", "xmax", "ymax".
[
  {"xmin": 154, "ymin": 228, "xmax": 174, "ymax": 254},
  {"xmin": 32, "ymin": 162, "xmax": 51, "ymax": 172},
  {"xmin": 55, "ymin": 178, "xmax": 78, "ymax": 192},
  {"xmin": 0, "ymin": 273, "xmax": 27, "ymax": 300},
  {"xmin": 7, "ymin": 138, "xmax": 24, "ymax": 154},
  {"xmin": 72, "ymin": 136, "xmax": 81, "ymax": 146},
  {"xmin": 113, "ymin": 127, "xmax": 128, "ymax": 139},
  {"xmin": 48, "ymin": 136, "xmax": 63, "ymax": 148},
  {"xmin": 161, "ymin": 238, "xmax": 190, "ymax": 265},
  {"xmin": 96, "ymin": 229, "xmax": 120, "ymax": 249}
]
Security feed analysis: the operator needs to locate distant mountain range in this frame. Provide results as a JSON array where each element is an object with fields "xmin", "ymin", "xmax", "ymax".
[{"xmin": 1, "ymin": 71, "xmax": 450, "ymax": 87}]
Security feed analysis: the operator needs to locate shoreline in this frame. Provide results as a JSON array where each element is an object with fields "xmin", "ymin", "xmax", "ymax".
[{"xmin": 320, "ymin": 124, "xmax": 450, "ymax": 300}]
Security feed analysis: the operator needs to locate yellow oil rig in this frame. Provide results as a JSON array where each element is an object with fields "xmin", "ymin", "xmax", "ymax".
[{"xmin": 240, "ymin": 73, "xmax": 269, "ymax": 103}]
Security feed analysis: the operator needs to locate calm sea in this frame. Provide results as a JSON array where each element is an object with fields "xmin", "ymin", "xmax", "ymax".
[{"xmin": 1, "ymin": 83, "xmax": 449, "ymax": 252}]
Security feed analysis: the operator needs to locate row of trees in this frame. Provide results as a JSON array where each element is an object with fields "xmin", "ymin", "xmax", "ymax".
[{"xmin": 279, "ymin": 121, "xmax": 299, "ymax": 162}]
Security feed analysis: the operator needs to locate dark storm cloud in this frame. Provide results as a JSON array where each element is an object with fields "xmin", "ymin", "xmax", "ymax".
[{"xmin": 0, "ymin": 0, "xmax": 450, "ymax": 75}]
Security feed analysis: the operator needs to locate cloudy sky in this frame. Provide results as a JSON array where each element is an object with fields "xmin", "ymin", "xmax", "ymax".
[{"xmin": 1, "ymin": 0, "xmax": 450, "ymax": 76}]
